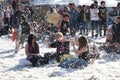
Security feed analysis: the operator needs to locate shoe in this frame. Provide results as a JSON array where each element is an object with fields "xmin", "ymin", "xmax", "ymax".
[
  {"xmin": 20, "ymin": 46, "xmax": 24, "ymax": 49},
  {"xmin": 116, "ymin": 50, "xmax": 120, "ymax": 54},
  {"xmin": 14, "ymin": 49, "xmax": 18, "ymax": 53},
  {"xmin": 95, "ymin": 34, "xmax": 98, "ymax": 38}
]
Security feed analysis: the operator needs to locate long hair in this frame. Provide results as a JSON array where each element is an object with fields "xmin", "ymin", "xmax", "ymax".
[
  {"xmin": 28, "ymin": 34, "xmax": 36, "ymax": 45},
  {"xmin": 78, "ymin": 36, "xmax": 88, "ymax": 49}
]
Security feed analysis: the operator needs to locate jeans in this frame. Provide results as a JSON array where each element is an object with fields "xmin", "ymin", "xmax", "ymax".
[
  {"xmin": 58, "ymin": 58, "xmax": 88, "ymax": 68},
  {"xmin": 99, "ymin": 20, "xmax": 107, "ymax": 36},
  {"xmin": 69, "ymin": 20, "xmax": 78, "ymax": 36},
  {"xmin": 79, "ymin": 21, "xmax": 88, "ymax": 35},
  {"xmin": 91, "ymin": 20, "xmax": 99, "ymax": 37}
]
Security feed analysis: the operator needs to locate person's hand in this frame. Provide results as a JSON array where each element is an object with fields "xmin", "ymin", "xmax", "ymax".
[
  {"xmin": 71, "ymin": 40, "xmax": 75, "ymax": 46},
  {"xmin": 45, "ymin": 37, "xmax": 49, "ymax": 43},
  {"xmin": 81, "ymin": 46, "xmax": 88, "ymax": 53}
]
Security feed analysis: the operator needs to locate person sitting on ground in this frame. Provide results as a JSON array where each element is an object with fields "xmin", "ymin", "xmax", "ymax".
[
  {"xmin": 104, "ymin": 25, "xmax": 117, "ymax": 53},
  {"xmin": 73, "ymin": 36, "xmax": 90, "ymax": 61},
  {"xmin": 59, "ymin": 36, "xmax": 99, "ymax": 68},
  {"xmin": 45, "ymin": 32, "xmax": 71, "ymax": 62},
  {"xmin": 25, "ymin": 34, "xmax": 47, "ymax": 67},
  {"xmin": 112, "ymin": 16, "xmax": 120, "ymax": 54}
]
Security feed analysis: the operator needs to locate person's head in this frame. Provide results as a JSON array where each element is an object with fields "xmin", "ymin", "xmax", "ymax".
[
  {"xmin": 78, "ymin": 5, "xmax": 82, "ymax": 11},
  {"xmin": 18, "ymin": 3, "xmax": 24, "ymax": 11},
  {"xmin": 94, "ymin": 0, "xmax": 98, "ymax": 7},
  {"xmin": 116, "ymin": 16, "xmax": 120, "ymax": 23},
  {"xmin": 90, "ymin": 3, "xmax": 94, "ymax": 9},
  {"xmin": 78, "ymin": 36, "xmax": 88, "ymax": 49},
  {"xmin": 101, "ymin": 1, "xmax": 105, "ymax": 7},
  {"xmin": 9, "ymin": 6, "xmax": 12, "ymax": 9},
  {"xmin": 82, "ymin": 5, "xmax": 87, "ymax": 11},
  {"xmin": 63, "ymin": 13, "xmax": 70, "ymax": 21},
  {"xmin": 55, "ymin": 32, "xmax": 64, "ymax": 42},
  {"xmin": 28, "ymin": 34, "xmax": 36, "ymax": 45},
  {"xmin": 69, "ymin": 3, "xmax": 75, "ymax": 10},
  {"xmin": 64, "ymin": 7, "xmax": 69, "ymax": 12},
  {"xmin": 117, "ymin": 3, "xmax": 120, "ymax": 9},
  {"xmin": 106, "ymin": 34, "xmax": 113, "ymax": 40}
]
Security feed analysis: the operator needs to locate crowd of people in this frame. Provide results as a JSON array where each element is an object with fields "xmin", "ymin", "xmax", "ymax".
[{"xmin": 0, "ymin": 0, "xmax": 120, "ymax": 68}]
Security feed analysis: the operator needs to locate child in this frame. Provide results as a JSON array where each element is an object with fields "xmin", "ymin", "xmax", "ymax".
[
  {"xmin": 59, "ymin": 13, "xmax": 70, "ymax": 36},
  {"xmin": 46, "ymin": 32, "xmax": 70, "ymax": 62}
]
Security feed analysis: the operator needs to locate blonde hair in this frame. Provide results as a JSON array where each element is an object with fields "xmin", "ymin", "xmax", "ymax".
[{"xmin": 55, "ymin": 32, "xmax": 63, "ymax": 39}]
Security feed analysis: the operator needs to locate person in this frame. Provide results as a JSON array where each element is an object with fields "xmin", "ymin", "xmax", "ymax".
[
  {"xmin": 4, "ymin": 6, "xmax": 10, "ymax": 26},
  {"xmin": 98, "ymin": 1, "xmax": 107, "ymax": 37},
  {"xmin": 11, "ymin": 0, "xmax": 17, "ymax": 11},
  {"xmin": 112, "ymin": 17, "xmax": 120, "ymax": 54},
  {"xmin": 25, "ymin": 34, "xmax": 48, "ymax": 67},
  {"xmin": 45, "ymin": 32, "xmax": 70, "ymax": 62},
  {"xmin": 90, "ymin": 3, "xmax": 99, "ymax": 37},
  {"xmin": 94, "ymin": 0, "xmax": 98, "ymax": 6},
  {"xmin": 77, "ymin": 5, "xmax": 89, "ymax": 35},
  {"xmin": 19, "ymin": 15, "xmax": 30, "ymax": 48},
  {"xmin": 102, "ymin": 24, "xmax": 116, "ymax": 53},
  {"xmin": 116, "ymin": 3, "xmax": 120, "ymax": 16},
  {"xmin": 0, "ymin": 8, "xmax": 4, "ymax": 22},
  {"xmin": 59, "ymin": 13, "xmax": 70, "ymax": 36},
  {"xmin": 73, "ymin": 36, "xmax": 90, "ymax": 61},
  {"xmin": 69, "ymin": 3, "xmax": 79, "ymax": 36},
  {"xmin": 59, "ymin": 36, "xmax": 99, "ymax": 68},
  {"xmin": 13, "ymin": 4, "xmax": 25, "ymax": 53}
]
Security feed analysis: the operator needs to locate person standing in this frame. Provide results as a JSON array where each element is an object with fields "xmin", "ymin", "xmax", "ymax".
[
  {"xmin": 19, "ymin": 15, "xmax": 30, "ymax": 49},
  {"xmin": 59, "ymin": 13, "xmax": 70, "ymax": 36},
  {"xmin": 116, "ymin": 3, "xmax": 120, "ymax": 17},
  {"xmin": 77, "ymin": 5, "xmax": 89, "ymax": 35},
  {"xmin": 69, "ymin": 3, "xmax": 79, "ymax": 37},
  {"xmin": 90, "ymin": 3, "xmax": 99, "ymax": 38},
  {"xmin": 98, "ymin": 1, "xmax": 107, "ymax": 37},
  {"xmin": 13, "ymin": 4, "xmax": 25, "ymax": 53}
]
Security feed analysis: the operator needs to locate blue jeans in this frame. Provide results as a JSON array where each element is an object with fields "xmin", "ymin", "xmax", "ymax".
[
  {"xmin": 79, "ymin": 21, "xmax": 88, "ymax": 35},
  {"xmin": 69, "ymin": 20, "xmax": 78, "ymax": 36},
  {"xmin": 91, "ymin": 20, "xmax": 99, "ymax": 36},
  {"xmin": 58, "ymin": 58, "xmax": 88, "ymax": 68}
]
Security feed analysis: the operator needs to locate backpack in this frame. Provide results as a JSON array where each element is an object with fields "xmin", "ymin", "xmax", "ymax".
[{"xmin": 21, "ymin": 22, "xmax": 30, "ymax": 35}]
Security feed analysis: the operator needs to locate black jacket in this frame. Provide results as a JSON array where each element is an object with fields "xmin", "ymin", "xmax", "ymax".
[
  {"xmin": 13, "ymin": 10, "xmax": 25, "ymax": 28},
  {"xmin": 21, "ymin": 22, "xmax": 30, "ymax": 35},
  {"xmin": 77, "ymin": 10, "xmax": 90, "ymax": 22}
]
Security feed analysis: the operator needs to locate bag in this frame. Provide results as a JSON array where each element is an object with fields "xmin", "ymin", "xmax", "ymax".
[
  {"xmin": 58, "ymin": 58, "xmax": 88, "ymax": 68},
  {"xmin": 60, "ymin": 54, "xmax": 73, "ymax": 63},
  {"xmin": 12, "ymin": 31, "xmax": 16, "ymax": 42},
  {"xmin": 43, "ymin": 53, "xmax": 52, "ymax": 64}
]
